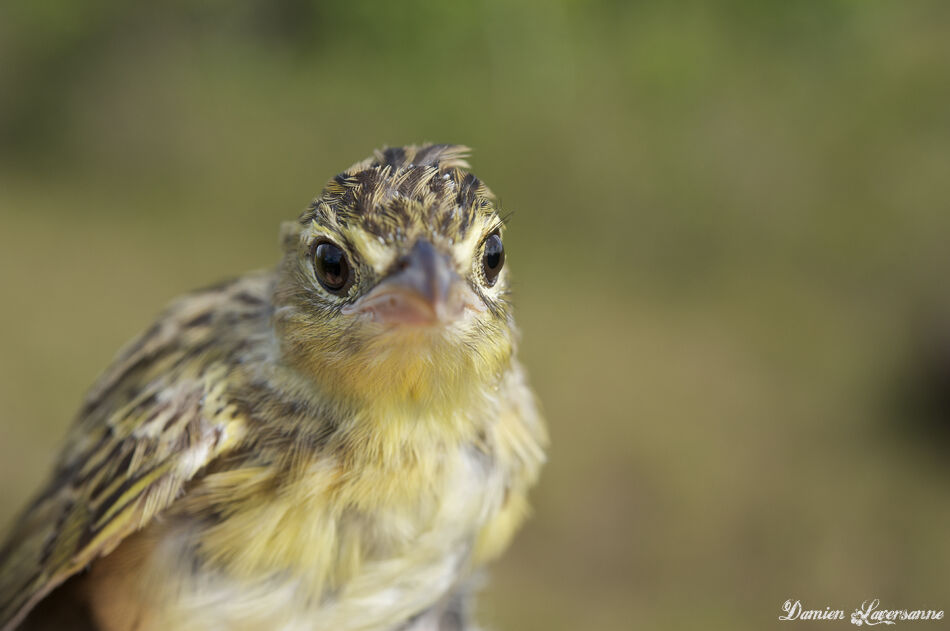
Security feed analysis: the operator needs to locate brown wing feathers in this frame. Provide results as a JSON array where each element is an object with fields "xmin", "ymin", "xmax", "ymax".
[{"xmin": 0, "ymin": 277, "xmax": 265, "ymax": 631}]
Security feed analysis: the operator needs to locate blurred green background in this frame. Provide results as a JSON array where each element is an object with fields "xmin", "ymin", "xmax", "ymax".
[{"xmin": 2, "ymin": 1, "xmax": 950, "ymax": 629}]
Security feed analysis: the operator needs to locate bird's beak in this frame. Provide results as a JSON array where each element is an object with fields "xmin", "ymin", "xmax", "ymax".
[{"xmin": 342, "ymin": 240, "xmax": 484, "ymax": 326}]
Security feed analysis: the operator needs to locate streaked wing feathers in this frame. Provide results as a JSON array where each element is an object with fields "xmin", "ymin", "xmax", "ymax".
[{"xmin": 0, "ymin": 286, "xmax": 254, "ymax": 631}]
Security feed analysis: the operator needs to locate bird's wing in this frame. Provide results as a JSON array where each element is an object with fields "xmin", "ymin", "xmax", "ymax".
[{"xmin": 0, "ymin": 291, "xmax": 253, "ymax": 631}]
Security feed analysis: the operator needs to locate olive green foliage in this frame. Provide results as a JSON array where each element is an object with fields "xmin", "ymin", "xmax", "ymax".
[{"xmin": 1, "ymin": 2, "xmax": 950, "ymax": 629}]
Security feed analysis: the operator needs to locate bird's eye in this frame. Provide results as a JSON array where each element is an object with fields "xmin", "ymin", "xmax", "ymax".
[
  {"xmin": 313, "ymin": 241, "xmax": 352, "ymax": 295},
  {"xmin": 481, "ymin": 232, "xmax": 505, "ymax": 286}
]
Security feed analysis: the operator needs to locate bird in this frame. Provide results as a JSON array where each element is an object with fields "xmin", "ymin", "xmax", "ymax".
[{"xmin": 0, "ymin": 144, "xmax": 547, "ymax": 631}]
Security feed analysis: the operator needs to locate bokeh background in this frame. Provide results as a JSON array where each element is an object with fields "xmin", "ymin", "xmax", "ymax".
[{"xmin": 2, "ymin": 2, "xmax": 950, "ymax": 629}]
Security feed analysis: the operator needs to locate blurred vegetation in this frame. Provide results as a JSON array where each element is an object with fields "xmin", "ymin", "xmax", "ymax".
[{"xmin": 2, "ymin": 2, "xmax": 950, "ymax": 629}]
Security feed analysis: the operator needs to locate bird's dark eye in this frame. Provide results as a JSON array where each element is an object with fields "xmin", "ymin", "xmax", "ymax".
[
  {"xmin": 313, "ymin": 241, "xmax": 352, "ymax": 295},
  {"xmin": 481, "ymin": 232, "xmax": 505, "ymax": 286}
]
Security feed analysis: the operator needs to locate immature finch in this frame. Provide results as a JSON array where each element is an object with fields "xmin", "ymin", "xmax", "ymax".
[{"xmin": 0, "ymin": 145, "xmax": 547, "ymax": 631}]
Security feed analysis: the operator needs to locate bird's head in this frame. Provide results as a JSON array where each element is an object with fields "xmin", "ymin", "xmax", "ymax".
[{"xmin": 274, "ymin": 145, "xmax": 516, "ymax": 412}]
